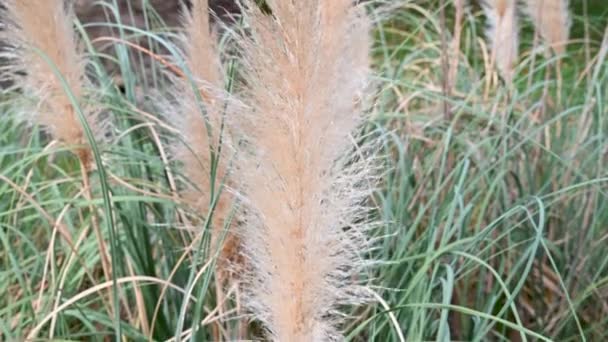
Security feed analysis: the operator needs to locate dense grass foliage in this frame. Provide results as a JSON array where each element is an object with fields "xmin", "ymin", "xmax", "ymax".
[{"xmin": 1, "ymin": 0, "xmax": 607, "ymax": 340}]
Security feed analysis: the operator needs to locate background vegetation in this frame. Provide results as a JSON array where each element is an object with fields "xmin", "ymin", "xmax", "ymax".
[{"xmin": 1, "ymin": 0, "xmax": 607, "ymax": 340}]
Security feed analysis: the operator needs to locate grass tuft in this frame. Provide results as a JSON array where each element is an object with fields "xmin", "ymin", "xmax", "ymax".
[{"xmin": 1, "ymin": 0, "xmax": 607, "ymax": 340}]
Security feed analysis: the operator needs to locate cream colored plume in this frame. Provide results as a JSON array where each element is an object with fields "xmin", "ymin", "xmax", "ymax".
[
  {"xmin": 169, "ymin": 0, "xmax": 235, "ymax": 257},
  {"xmin": 525, "ymin": 0, "xmax": 571, "ymax": 55},
  {"xmin": 482, "ymin": 0, "xmax": 519, "ymax": 83},
  {"xmin": 234, "ymin": 0, "xmax": 375, "ymax": 340},
  {"xmin": 2, "ymin": 0, "xmax": 96, "ymax": 163}
]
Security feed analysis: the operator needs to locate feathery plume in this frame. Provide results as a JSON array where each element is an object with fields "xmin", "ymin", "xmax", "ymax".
[
  {"xmin": 482, "ymin": 0, "xmax": 519, "ymax": 83},
  {"xmin": 235, "ymin": 1, "xmax": 375, "ymax": 340},
  {"xmin": 183, "ymin": 0, "xmax": 222, "ymax": 92},
  {"xmin": 1, "ymin": 0, "xmax": 96, "ymax": 163},
  {"xmin": 525, "ymin": 0, "xmax": 571, "ymax": 55},
  {"xmin": 170, "ymin": 0, "xmax": 236, "ymax": 258}
]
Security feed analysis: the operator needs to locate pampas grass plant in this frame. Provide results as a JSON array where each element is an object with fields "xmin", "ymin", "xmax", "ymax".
[
  {"xmin": 0, "ymin": 0, "xmax": 119, "ymax": 332},
  {"xmin": 1, "ymin": 0, "xmax": 608, "ymax": 341},
  {"xmin": 163, "ymin": 0, "xmax": 242, "ymax": 338}
]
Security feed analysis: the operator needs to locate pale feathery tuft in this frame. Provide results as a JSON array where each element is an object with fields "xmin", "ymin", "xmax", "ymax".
[
  {"xmin": 1, "ymin": 0, "xmax": 97, "ymax": 164},
  {"xmin": 482, "ymin": 0, "xmax": 519, "ymax": 83},
  {"xmin": 168, "ymin": 0, "xmax": 236, "ymax": 262},
  {"xmin": 183, "ymin": 0, "xmax": 222, "ymax": 91},
  {"xmin": 525, "ymin": 0, "xmax": 571, "ymax": 55},
  {"xmin": 234, "ymin": 1, "xmax": 376, "ymax": 341}
]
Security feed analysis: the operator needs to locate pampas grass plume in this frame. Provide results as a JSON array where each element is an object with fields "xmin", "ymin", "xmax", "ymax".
[
  {"xmin": 482, "ymin": 0, "xmax": 519, "ymax": 83},
  {"xmin": 235, "ymin": 0, "xmax": 375, "ymax": 340},
  {"xmin": 169, "ymin": 0, "xmax": 236, "ymax": 260},
  {"xmin": 525, "ymin": 0, "xmax": 571, "ymax": 55},
  {"xmin": 2, "ymin": 0, "xmax": 96, "ymax": 163}
]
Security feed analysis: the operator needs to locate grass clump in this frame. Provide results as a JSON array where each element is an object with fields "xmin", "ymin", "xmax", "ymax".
[{"xmin": 1, "ymin": 0, "xmax": 607, "ymax": 341}]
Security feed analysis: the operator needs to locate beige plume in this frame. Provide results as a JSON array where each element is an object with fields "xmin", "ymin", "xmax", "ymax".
[
  {"xmin": 169, "ymin": 0, "xmax": 237, "ymax": 264},
  {"xmin": 482, "ymin": 0, "xmax": 519, "ymax": 83},
  {"xmin": 234, "ymin": 1, "xmax": 375, "ymax": 340},
  {"xmin": 2, "ymin": 0, "xmax": 97, "ymax": 163},
  {"xmin": 525, "ymin": 0, "xmax": 571, "ymax": 55}
]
